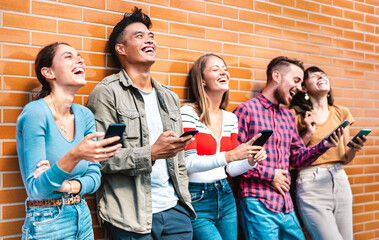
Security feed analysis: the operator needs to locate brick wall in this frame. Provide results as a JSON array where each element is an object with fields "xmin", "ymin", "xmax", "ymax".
[{"xmin": 0, "ymin": 0, "xmax": 378, "ymax": 239}]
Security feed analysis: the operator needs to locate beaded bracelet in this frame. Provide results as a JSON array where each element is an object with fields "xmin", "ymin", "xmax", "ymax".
[{"xmin": 65, "ymin": 180, "xmax": 74, "ymax": 194}]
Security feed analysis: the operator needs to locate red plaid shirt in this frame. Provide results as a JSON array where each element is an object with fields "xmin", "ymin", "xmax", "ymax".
[{"xmin": 234, "ymin": 93, "xmax": 329, "ymax": 213}]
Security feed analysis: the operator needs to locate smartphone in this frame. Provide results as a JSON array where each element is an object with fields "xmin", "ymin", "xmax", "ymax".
[
  {"xmin": 104, "ymin": 123, "xmax": 126, "ymax": 147},
  {"xmin": 180, "ymin": 130, "xmax": 199, "ymax": 138},
  {"xmin": 347, "ymin": 129, "xmax": 371, "ymax": 147},
  {"xmin": 324, "ymin": 120, "xmax": 350, "ymax": 142},
  {"xmin": 252, "ymin": 130, "xmax": 273, "ymax": 146}
]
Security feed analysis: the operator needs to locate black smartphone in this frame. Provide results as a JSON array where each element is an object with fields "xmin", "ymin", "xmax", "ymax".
[
  {"xmin": 104, "ymin": 123, "xmax": 126, "ymax": 147},
  {"xmin": 325, "ymin": 120, "xmax": 350, "ymax": 142},
  {"xmin": 347, "ymin": 129, "xmax": 371, "ymax": 147},
  {"xmin": 252, "ymin": 130, "xmax": 273, "ymax": 146},
  {"xmin": 180, "ymin": 130, "xmax": 199, "ymax": 138}
]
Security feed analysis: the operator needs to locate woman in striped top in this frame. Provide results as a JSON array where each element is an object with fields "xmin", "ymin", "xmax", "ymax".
[{"xmin": 181, "ymin": 53, "xmax": 267, "ymax": 240}]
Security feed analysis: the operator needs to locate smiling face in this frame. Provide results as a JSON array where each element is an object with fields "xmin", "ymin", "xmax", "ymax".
[
  {"xmin": 115, "ymin": 22, "xmax": 157, "ymax": 66},
  {"xmin": 202, "ymin": 56, "xmax": 230, "ymax": 95},
  {"xmin": 304, "ymin": 71, "xmax": 330, "ymax": 96},
  {"xmin": 273, "ymin": 64, "xmax": 303, "ymax": 105},
  {"xmin": 46, "ymin": 44, "xmax": 86, "ymax": 88}
]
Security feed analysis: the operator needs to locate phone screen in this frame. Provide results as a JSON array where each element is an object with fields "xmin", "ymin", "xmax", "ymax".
[
  {"xmin": 180, "ymin": 130, "xmax": 199, "ymax": 138},
  {"xmin": 104, "ymin": 123, "xmax": 126, "ymax": 147},
  {"xmin": 325, "ymin": 120, "xmax": 350, "ymax": 142},
  {"xmin": 347, "ymin": 129, "xmax": 371, "ymax": 147},
  {"xmin": 252, "ymin": 130, "xmax": 273, "ymax": 146}
]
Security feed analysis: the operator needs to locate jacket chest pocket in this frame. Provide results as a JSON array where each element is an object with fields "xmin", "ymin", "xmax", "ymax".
[
  {"xmin": 167, "ymin": 111, "xmax": 180, "ymax": 134},
  {"xmin": 118, "ymin": 109, "xmax": 140, "ymax": 141}
]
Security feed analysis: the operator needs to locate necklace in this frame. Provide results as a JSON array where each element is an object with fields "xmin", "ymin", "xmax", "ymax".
[{"xmin": 50, "ymin": 95, "xmax": 69, "ymax": 133}]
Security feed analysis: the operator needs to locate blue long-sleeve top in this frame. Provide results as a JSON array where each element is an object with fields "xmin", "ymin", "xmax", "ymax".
[{"xmin": 16, "ymin": 99, "xmax": 101, "ymax": 200}]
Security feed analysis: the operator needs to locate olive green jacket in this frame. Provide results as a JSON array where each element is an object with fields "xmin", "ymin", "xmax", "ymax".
[{"xmin": 87, "ymin": 70, "xmax": 195, "ymax": 234}]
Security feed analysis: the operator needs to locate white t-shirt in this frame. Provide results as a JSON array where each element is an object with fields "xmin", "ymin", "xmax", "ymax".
[{"xmin": 138, "ymin": 88, "xmax": 178, "ymax": 214}]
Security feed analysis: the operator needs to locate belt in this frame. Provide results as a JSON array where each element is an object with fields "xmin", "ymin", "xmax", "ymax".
[{"xmin": 27, "ymin": 195, "xmax": 81, "ymax": 207}]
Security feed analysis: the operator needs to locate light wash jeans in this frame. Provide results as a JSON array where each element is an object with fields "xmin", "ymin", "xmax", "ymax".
[
  {"xmin": 189, "ymin": 178, "xmax": 237, "ymax": 240},
  {"xmin": 22, "ymin": 196, "xmax": 93, "ymax": 240},
  {"xmin": 296, "ymin": 163, "xmax": 353, "ymax": 240},
  {"xmin": 239, "ymin": 197, "xmax": 305, "ymax": 240}
]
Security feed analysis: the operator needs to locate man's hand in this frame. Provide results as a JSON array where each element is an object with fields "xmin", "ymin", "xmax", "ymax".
[
  {"xmin": 272, "ymin": 169, "xmax": 290, "ymax": 197},
  {"xmin": 151, "ymin": 130, "xmax": 193, "ymax": 161}
]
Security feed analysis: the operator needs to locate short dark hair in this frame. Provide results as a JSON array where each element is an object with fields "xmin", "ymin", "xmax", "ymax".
[
  {"xmin": 35, "ymin": 42, "xmax": 70, "ymax": 99},
  {"xmin": 266, "ymin": 56, "xmax": 304, "ymax": 83},
  {"xmin": 109, "ymin": 7, "xmax": 152, "ymax": 67}
]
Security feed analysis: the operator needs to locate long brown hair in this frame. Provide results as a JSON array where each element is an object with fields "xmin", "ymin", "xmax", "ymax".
[{"xmin": 189, "ymin": 53, "xmax": 229, "ymax": 126}]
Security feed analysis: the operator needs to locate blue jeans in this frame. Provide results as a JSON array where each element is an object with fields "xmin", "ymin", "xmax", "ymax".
[
  {"xmin": 189, "ymin": 178, "xmax": 237, "ymax": 240},
  {"xmin": 105, "ymin": 203, "xmax": 192, "ymax": 240},
  {"xmin": 240, "ymin": 197, "xmax": 305, "ymax": 240},
  {"xmin": 22, "ymin": 196, "xmax": 93, "ymax": 240}
]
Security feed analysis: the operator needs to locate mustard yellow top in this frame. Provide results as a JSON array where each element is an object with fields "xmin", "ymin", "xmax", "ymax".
[{"xmin": 295, "ymin": 105, "xmax": 354, "ymax": 166}]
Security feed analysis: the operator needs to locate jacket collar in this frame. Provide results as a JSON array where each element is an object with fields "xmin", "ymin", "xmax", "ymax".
[
  {"xmin": 119, "ymin": 69, "xmax": 165, "ymax": 93},
  {"xmin": 119, "ymin": 69, "xmax": 169, "ymax": 112}
]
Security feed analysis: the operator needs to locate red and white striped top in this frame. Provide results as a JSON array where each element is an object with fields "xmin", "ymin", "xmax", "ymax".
[{"xmin": 181, "ymin": 104, "xmax": 254, "ymax": 183}]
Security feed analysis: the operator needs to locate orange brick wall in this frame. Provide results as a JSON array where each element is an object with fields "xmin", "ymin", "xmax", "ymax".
[{"xmin": 0, "ymin": 0, "xmax": 378, "ymax": 239}]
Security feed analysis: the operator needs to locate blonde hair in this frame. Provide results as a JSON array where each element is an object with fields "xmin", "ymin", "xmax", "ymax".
[{"xmin": 189, "ymin": 53, "xmax": 229, "ymax": 126}]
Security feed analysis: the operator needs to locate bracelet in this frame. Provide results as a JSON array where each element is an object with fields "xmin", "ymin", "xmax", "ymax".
[{"xmin": 65, "ymin": 180, "xmax": 74, "ymax": 194}]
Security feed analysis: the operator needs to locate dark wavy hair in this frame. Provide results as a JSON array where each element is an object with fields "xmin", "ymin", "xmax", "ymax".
[
  {"xmin": 109, "ymin": 7, "xmax": 152, "ymax": 67},
  {"xmin": 34, "ymin": 42, "xmax": 70, "ymax": 99},
  {"xmin": 290, "ymin": 66, "xmax": 334, "ymax": 115}
]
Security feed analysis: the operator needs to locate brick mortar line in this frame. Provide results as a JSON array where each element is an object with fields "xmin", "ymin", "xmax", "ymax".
[
  {"xmin": 2, "ymin": 8, "xmax": 378, "ymax": 36},
  {"xmin": 1, "ymin": 23, "xmax": 377, "ymax": 56}
]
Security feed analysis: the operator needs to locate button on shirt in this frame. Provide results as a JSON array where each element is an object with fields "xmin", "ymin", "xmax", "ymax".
[{"xmin": 233, "ymin": 93, "xmax": 329, "ymax": 213}]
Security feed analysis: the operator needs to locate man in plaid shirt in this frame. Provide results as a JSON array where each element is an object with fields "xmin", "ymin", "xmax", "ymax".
[{"xmin": 234, "ymin": 56, "xmax": 342, "ymax": 240}]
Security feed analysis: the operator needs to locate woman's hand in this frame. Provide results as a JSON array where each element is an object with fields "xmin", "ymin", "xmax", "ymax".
[
  {"xmin": 70, "ymin": 132, "xmax": 122, "ymax": 163},
  {"xmin": 57, "ymin": 180, "xmax": 72, "ymax": 193},
  {"xmin": 348, "ymin": 135, "xmax": 367, "ymax": 152},
  {"xmin": 324, "ymin": 127, "xmax": 343, "ymax": 148},
  {"xmin": 304, "ymin": 111, "xmax": 316, "ymax": 135},
  {"xmin": 225, "ymin": 134, "xmax": 267, "ymax": 163},
  {"xmin": 33, "ymin": 160, "xmax": 51, "ymax": 179}
]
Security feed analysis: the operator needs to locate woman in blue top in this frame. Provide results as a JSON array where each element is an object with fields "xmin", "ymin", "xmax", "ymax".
[{"xmin": 17, "ymin": 42, "xmax": 122, "ymax": 239}]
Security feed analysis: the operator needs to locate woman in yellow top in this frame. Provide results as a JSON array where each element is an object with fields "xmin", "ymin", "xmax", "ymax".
[{"xmin": 290, "ymin": 66, "xmax": 367, "ymax": 240}]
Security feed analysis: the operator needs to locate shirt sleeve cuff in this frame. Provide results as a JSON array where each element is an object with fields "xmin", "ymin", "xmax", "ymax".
[
  {"xmin": 218, "ymin": 152, "xmax": 228, "ymax": 167},
  {"xmin": 47, "ymin": 163, "xmax": 70, "ymax": 185}
]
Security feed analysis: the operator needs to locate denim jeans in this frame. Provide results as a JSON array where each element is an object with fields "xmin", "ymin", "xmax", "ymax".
[
  {"xmin": 189, "ymin": 178, "xmax": 237, "ymax": 240},
  {"xmin": 296, "ymin": 164, "xmax": 353, "ymax": 240},
  {"xmin": 22, "ymin": 196, "xmax": 93, "ymax": 240},
  {"xmin": 239, "ymin": 197, "xmax": 305, "ymax": 240},
  {"xmin": 104, "ymin": 203, "xmax": 192, "ymax": 240}
]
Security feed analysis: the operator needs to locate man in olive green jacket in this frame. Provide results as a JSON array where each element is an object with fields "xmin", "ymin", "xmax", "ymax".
[{"xmin": 87, "ymin": 7, "xmax": 195, "ymax": 239}]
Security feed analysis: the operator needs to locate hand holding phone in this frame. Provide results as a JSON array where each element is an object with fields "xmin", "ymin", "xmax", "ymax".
[
  {"xmin": 180, "ymin": 130, "xmax": 199, "ymax": 138},
  {"xmin": 104, "ymin": 123, "xmax": 126, "ymax": 147},
  {"xmin": 252, "ymin": 130, "xmax": 273, "ymax": 146},
  {"xmin": 324, "ymin": 120, "xmax": 350, "ymax": 142},
  {"xmin": 347, "ymin": 129, "xmax": 371, "ymax": 147}
]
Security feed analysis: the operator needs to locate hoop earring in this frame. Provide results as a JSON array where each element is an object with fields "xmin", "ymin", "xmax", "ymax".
[{"xmin": 304, "ymin": 92, "xmax": 309, "ymax": 101}]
